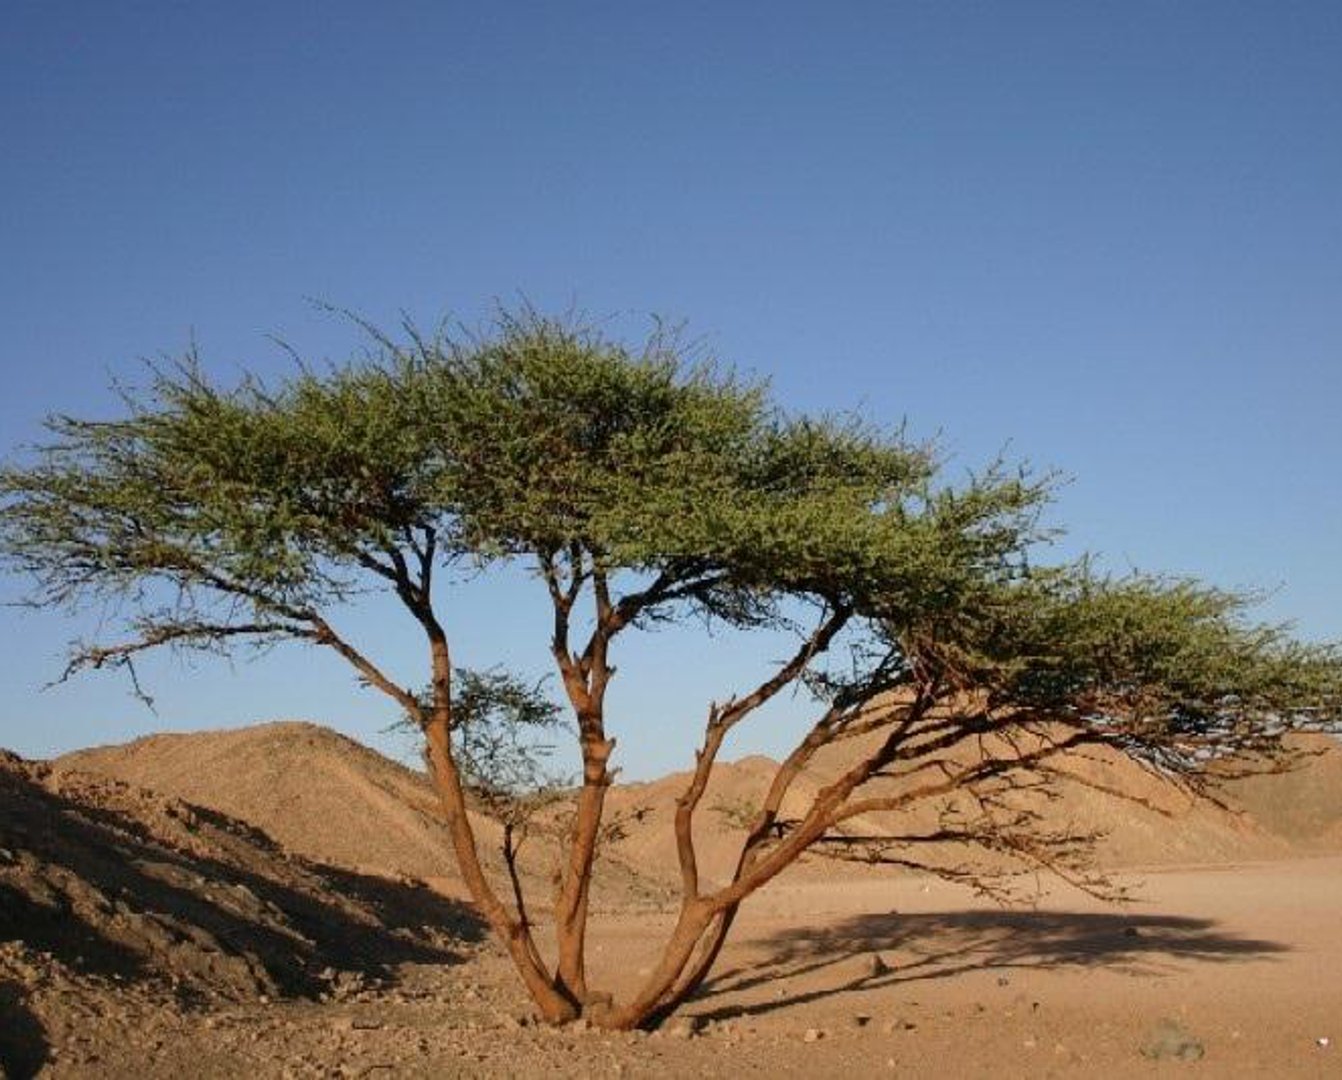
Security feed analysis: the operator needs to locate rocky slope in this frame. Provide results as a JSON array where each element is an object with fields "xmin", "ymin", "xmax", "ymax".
[
  {"xmin": 58, "ymin": 722, "xmax": 672, "ymax": 912},
  {"xmin": 0, "ymin": 748, "xmax": 493, "ymax": 1076}
]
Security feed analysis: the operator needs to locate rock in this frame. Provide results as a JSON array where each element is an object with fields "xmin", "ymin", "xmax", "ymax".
[
  {"xmin": 802, "ymin": 1028, "xmax": 825, "ymax": 1043},
  {"xmin": 861, "ymin": 952, "xmax": 889, "ymax": 978},
  {"xmin": 663, "ymin": 1016, "xmax": 699, "ymax": 1040},
  {"xmin": 1141, "ymin": 1019, "xmax": 1205, "ymax": 1061}
]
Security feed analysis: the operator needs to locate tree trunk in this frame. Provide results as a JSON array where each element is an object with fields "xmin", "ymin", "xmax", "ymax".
[
  {"xmin": 421, "ymin": 640, "xmax": 578, "ymax": 1023},
  {"xmin": 553, "ymin": 730, "xmax": 614, "ymax": 1004},
  {"xmin": 599, "ymin": 902, "xmax": 714, "ymax": 1030}
]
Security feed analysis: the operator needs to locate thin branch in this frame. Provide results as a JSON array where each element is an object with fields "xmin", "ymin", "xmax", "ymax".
[
  {"xmin": 308, "ymin": 613, "xmax": 423, "ymax": 721},
  {"xmin": 831, "ymin": 728, "xmax": 1104, "ymax": 824},
  {"xmin": 60, "ymin": 619, "xmax": 310, "ymax": 680},
  {"xmin": 672, "ymin": 604, "xmax": 853, "ymax": 898},
  {"xmin": 502, "ymin": 822, "xmax": 552, "ymax": 978}
]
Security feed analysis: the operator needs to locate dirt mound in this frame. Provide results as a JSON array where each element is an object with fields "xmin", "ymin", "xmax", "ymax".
[
  {"xmin": 53, "ymin": 720, "xmax": 1342, "ymax": 914},
  {"xmin": 0, "ymin": 749, "xmax": 484, "ymax": 1008},
  {"xmin": 603, "ymin": 755, "xmax": 835, "ymax": 890},
  {"xmin": 5, "ymin": 735, "xmax": 1342, "ymax": 1077},
  {"xmin": 1218, "ymin": 734, "xmax": 1342, "ymax": 850},
  {"xmin": 796, "ymin": 724, "xmax": 1342, "ymax": 870},
  {"xmin": 601, "ymin": 731, "xmax": 1342, "ymax": 890},
  {"xmin": 58, "ymin": 722, "xmax": 672, "ymax": 913},
  {"xmin": 58, "ymin": 723, "xmax": 462, "ymax": 883}
]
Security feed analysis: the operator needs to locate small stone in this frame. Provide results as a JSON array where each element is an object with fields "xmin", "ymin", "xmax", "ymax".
[
  {"xmin": 850, "ymin": 1013, "xmax": 872, "ymax": 1029},
  {"xmin": 802, "ymin": 1028, "xmax": 824, "ymax": 1043},
  {"xmin": 1141, "ymin": 1018, "xmax": 1204, "ymax": 1062},
  {"xmin": 862, "ymin": 953, "xmax": 889, "ymax": 978},
  {"xmin": 663, "ymin": 1017, "xmax": 699, "ymax": 1040}
]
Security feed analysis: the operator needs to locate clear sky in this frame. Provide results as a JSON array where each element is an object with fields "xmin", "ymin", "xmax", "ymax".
[{"xmin": 2, "ymin": 2, "xmax": 1339, "ymax": 778}]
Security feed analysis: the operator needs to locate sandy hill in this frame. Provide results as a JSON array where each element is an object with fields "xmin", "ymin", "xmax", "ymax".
[
  {"xmin": 0, "ymin": 749, "xmax": 483, "ymax": 1006},
  {"xmin": 55, "ymin": 721, "xmax": 1342, "ymax": 912},
  {"xmin": 59, "ymin": 723, "xmax": 461, "ymax": 884},
  {"xmin": 1221, "ymin": 733, "xmax": 1342, "ymax": 850},
  {"xmin": 796, "ymin": 725, "xmax": 1342, "ymax": 870},
  {"xmin": 601, "ymin": 731, "xmax": 1342, "ymax": 891},
  {"xmin": 603, "ymin": 754, "xmax": 832, "ymax": 889},
  {"xmin": 58, "ymin": 722, "xmax": 671, "ymax": 911}
]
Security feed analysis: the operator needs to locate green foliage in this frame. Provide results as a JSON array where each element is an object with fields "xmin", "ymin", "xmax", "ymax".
[
  {"xmin": 418, "ymin": 667, "xmax": 568, "ymax": 808},
  {"xmin": 0, "ymin": 311, "xmax": 1024, "ymax": 659},
  {"xmin": 1, "ymin": 306, "xmax": 1337, "ymax": 746}
]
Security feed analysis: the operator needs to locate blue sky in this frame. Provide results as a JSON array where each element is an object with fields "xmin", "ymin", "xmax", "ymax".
[{"xmin": 2, "ymin": 2, "xmax": 1339, "ymax": 778}]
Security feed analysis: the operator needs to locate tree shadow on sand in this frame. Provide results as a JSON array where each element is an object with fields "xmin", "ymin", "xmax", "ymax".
[{"xmin": 694, "ymin": 908, "xmax": 1289, "ymax": 1021}]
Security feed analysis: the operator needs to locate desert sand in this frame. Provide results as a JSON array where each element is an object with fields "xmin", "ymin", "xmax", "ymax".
[{"xmin": 3, "ymin": 722, "xmax": 1341, "ymax": 1077}]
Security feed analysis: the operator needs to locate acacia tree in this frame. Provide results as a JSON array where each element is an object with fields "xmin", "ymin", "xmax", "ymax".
[{"xmin": 2, "ymin": 311, "xmax": 1339, "ymax": 1029}]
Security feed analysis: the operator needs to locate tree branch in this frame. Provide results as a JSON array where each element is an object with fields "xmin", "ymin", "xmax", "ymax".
[
  {"xmin": 62, "ymin": 619, "xmax": 311, "ymax": 679},
  {"xmin": 672, "ymin": 604, "xmax": 852, "ymax": 898},
  {"xmin": 308, "ymin": 613, "xmax": 423, "ymax": 721}
]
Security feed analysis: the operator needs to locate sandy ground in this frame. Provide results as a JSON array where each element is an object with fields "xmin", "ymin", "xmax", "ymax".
[
  {"xmin": 10, "ymin": 857, "xmax": 1339, "ymax": 1077},
  {"xmin": 567, "ymin": 857, "xmax": 1342, "ymax": 1077},
  {"xmin": 6, "ymin": 726, "xmax": 1342, "ymax": 1077}
]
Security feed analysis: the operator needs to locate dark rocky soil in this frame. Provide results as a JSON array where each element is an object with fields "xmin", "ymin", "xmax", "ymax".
[{"xmin": 0, "ymin": 750, "xmax": 491, "ymax": 1077}]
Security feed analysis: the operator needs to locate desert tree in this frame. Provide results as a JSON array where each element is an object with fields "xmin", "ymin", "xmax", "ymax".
[{"xmin": 2, "ymin": 310, "xmax": 1339, "ymax": 1029}]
